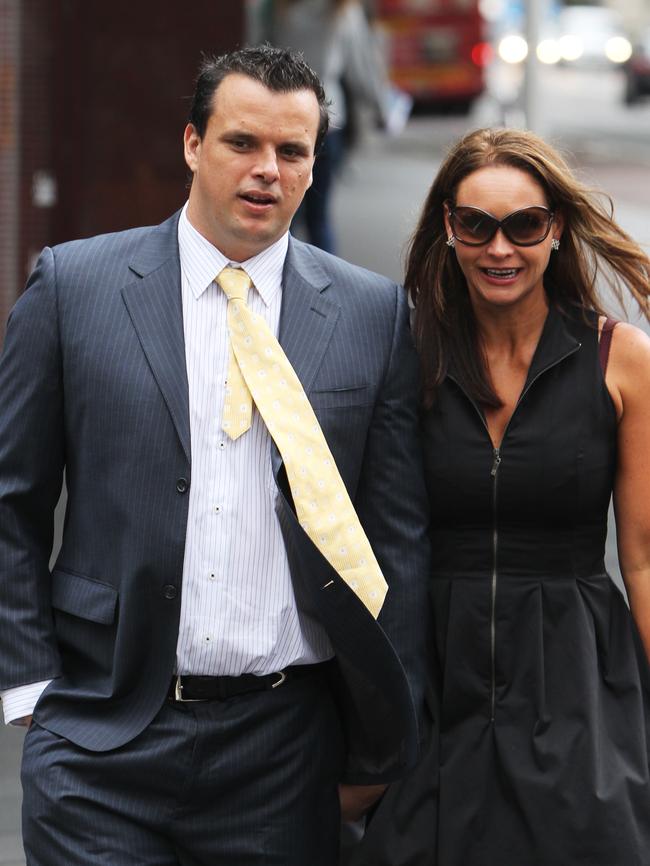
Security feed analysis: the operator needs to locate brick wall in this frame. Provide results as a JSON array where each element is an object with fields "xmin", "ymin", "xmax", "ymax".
[
  {"xmin": 18, "ymin": 0, "xmax": 56, "ymax": 296},
  {"xmin": 0, "ymin": 0, "xmax": 245, "ymax": 346},
  {"xmin": 0, "ymin": 0, "xmax": 55, "ymax": 345},
  {"xmin": 0, "ymin": 0, "xmax": 21, "ymax": 340}
]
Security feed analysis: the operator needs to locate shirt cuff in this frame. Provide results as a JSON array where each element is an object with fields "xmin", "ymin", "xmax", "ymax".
[{"xmin": 1, "ymin": 680, "xmax": 52, "ymax": 725}]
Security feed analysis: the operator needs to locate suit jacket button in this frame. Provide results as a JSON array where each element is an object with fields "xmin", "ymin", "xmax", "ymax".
[
  {"xmin": 162, "ymin": 584, "xmax": 177, "ymax": 599},
  {"xmin": 176, "ymin": 477, "xmax": 189, "ymax": 494}
]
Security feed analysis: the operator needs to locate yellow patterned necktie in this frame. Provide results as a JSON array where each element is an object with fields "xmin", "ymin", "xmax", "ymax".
[{"xmin": 217, "ymin": 266, "xmax": 388, "ymax": 619}]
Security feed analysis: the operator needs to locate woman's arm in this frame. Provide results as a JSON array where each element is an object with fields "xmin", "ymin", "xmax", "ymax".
[{"xmin": 608, "ymin": 322, "xmax": 650, "ymax": 663}]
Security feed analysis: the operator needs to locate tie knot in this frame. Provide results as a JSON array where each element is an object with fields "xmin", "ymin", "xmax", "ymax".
[{"xmin": 217, "ymin": 266, "xmax": 252, "ymax": 302}]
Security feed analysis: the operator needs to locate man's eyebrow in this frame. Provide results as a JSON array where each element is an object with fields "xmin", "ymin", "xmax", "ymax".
[
  {"xmin": 280, "ymin": 139, "xmax": 311, "ymax": 153},
  {"xmin": 222, "ymin": 130, "xmax": 257, "ymax": 142}
]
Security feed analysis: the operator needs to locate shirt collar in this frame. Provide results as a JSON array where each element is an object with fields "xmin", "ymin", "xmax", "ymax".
[{"xmin": 178, "ymin": 203, "xmax": 288, "ymax": 306}]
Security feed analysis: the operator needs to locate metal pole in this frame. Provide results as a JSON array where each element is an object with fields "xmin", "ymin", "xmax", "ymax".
[{"xmin": 523, "ymin": 0, "xmax": 543, "ymax": 132}]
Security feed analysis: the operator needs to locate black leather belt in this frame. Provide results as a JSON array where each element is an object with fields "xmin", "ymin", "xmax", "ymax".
[{"xmin": 168, "ymin": 664, "xmax": 320, "ymax": 703}]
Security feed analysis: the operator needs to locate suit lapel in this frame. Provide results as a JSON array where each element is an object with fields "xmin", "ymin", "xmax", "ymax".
[
  {"xmin": 271, "ymin": 237, "xmax": 340, "ymax": 478},
  {"xmin": 278, "ymin": 237, "xmax": 340, "ymax": 390},
  {"xmin": 121, "ymin": 213, "xmax": 191, "ymax": 462}
]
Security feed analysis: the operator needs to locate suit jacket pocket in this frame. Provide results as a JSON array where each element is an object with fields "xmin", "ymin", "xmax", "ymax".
[
  {"xmin": 309, "ymin": 385, "xmax": 370, "ymax": 410},
  {"xmin": 51, "ymin": 568, "xmax": 118, "ymax": 625}
]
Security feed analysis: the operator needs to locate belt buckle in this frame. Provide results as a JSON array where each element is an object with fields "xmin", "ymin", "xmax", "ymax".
[
  {"xmin": 271, "ymin": 671, "xmax": 287, "ymax": 689},
  {"xmin": 173, "ymin": 675, "xmax": 203, "ymax": 702}
]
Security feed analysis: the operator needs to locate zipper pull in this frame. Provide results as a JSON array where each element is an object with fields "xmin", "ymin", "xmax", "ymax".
[{"xmin": 491, "ymin": 448, "xmax": 501, "ymax": 477}]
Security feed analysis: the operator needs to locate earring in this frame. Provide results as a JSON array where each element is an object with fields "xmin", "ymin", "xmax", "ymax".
[
  {"xmin": 446, "ymin": 236, "xmax": 455, "ymax": 248},
  {"xmin": 551, "ymin": 238, "xmax": 560, "ymax": 251}
]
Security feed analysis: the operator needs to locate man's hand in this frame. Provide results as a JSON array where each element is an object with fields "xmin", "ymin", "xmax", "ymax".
[
  {"xmin": 12, "ymin": 715, "xmax": 32, "ymax": 728},
  {"xmin": 339, "ymin": 783, "xmax": 388, "ymax": 822}
]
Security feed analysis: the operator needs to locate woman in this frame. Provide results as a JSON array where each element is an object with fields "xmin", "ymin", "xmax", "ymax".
[{"xmin": 352, "ymin": 128, "xmax": 650, "ymax": 865}]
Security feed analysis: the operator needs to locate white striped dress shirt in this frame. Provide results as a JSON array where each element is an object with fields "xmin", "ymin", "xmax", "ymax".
[{"xmin": 176, "ymin": 205, "xmax": 332, "ymax": 675}]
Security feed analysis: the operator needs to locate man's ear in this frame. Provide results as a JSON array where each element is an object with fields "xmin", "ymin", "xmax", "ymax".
[{"xmin": 183, "ymin": 124, "xmax": 201, "ymax": 173}]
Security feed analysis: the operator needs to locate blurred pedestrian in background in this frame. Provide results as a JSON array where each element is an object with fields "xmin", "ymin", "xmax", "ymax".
[
  {"xmin": 258, "ymin": 0, "xmax": 397, "ymax": 253},
  {"xmin": 349, "ymin": 127, "xmax": 650, "ymax": 866}
]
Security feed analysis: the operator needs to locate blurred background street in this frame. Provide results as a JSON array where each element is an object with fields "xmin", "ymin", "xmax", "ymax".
[{"xmin": 1, "ymin": 0, "xmax": 649, "ymax": 863}]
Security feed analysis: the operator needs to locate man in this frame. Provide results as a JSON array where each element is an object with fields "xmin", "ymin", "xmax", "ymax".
[{"xmin": 0, "ymin": 45, "xmax": 429, "ymax": 865}]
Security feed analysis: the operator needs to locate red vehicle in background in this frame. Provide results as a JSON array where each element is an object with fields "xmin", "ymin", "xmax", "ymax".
[{"xmin": 375, "ymin": 0, "xmax": 490, "ymax": 112}]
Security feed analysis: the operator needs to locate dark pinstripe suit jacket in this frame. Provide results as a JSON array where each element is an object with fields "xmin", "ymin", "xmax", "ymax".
[{"xmin": 0, "ymin": 211, "xmax": 430, "ymax": 784}]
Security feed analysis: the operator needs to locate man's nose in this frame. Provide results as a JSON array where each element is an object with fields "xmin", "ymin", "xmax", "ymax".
[{"xmin": 253, "ymin": 148, "xmax": 280, "ymax": 183}]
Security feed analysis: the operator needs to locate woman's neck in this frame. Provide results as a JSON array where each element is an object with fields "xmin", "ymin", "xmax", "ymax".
[{"xmin": 474, "ymin": 293, "xmax": 550, "ymax": 358}]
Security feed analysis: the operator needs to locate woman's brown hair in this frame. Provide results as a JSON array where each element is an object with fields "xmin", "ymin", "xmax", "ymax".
[{"xmin": 406, "ymin": 127, "xmax": 650, "ymax": 408}]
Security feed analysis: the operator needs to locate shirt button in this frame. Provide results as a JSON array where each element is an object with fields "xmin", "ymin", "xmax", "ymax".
[
  {"xmin": 214, "ymin": 505, "xmax": 222, "ymax": 514},
  {"xmin": 176, "ymin": 477, "xmax": 189, "ymax": 494},
  {"xmin": 218, "ymin": 441, "xmax": 226, "ymax": 450},
  {"xmin": 162, "ymin": 584, "xmax": 178, "ymax": 599},
  {"xmin": 209, "ymin": 573, "xmax": 217, "ymax": 581}
]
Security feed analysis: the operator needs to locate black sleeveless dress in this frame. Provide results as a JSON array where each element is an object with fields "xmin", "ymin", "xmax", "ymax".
[{"xmin": 350, "ymin": 306, "xmax": 650, "ymax": 866}]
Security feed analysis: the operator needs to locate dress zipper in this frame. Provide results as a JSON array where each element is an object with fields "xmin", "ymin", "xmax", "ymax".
[
  {"xmin": 490, "ymin": 447, "xmax": 501, "ymax": 722},
  {"xmin": 447, "ymin": 341, "xmax": 580, "ymax": 723}
]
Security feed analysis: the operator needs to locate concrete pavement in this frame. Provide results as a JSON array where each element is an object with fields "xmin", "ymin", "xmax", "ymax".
[{"xmin": 0, "ymin": 723, "xmax": 25, "ymax": 865}]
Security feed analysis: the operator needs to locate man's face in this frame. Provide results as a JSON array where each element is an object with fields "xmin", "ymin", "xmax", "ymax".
[{"xmin": 184, "ymin": 73, "xmax": 320, "ymax": 261}]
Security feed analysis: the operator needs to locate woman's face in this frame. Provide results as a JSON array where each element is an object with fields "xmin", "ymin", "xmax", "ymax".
[{"xmin": 444, "ymin": 165, "xmax": 563, "ymax": 314}]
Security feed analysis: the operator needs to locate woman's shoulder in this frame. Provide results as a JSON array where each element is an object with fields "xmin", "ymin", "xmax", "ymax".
[{"xmin": 605, "ymin": 319, "xmax": 650, "ymax": 361}]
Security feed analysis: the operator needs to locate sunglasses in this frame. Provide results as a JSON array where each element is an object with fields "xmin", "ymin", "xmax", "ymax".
[{"xmin": 447, "ymin": 204, "xmax": 555, "ymax": 247}]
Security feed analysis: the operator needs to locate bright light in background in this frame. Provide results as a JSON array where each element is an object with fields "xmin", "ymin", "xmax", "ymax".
[
  {"xmin": 559, "ymin": 35, "xmax": 583, "ymax": 62},
  {"xmin": 536, "ymin": 39, "xmax": 562, "ymax": 65},
  {"xmin": 498, "ymin": 34, "xmax": 529, "ymax": 64},
  {"xmin": 605, "ymin": 36, "xmax": 632, "ymax": 63},
  {"xmin": 478, "ymin": 0, "xmax": 507, "ymax": 23}
]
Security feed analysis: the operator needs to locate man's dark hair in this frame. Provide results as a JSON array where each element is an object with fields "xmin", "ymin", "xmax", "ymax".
[{"xmin": 188, "ymin": 44, "xmax": 330, "ymax": 153}]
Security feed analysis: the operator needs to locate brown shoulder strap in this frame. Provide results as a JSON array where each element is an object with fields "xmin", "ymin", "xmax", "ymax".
[{"xmin": 599, "ymin": 318, "xmax": 617, "ymax": 376}]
